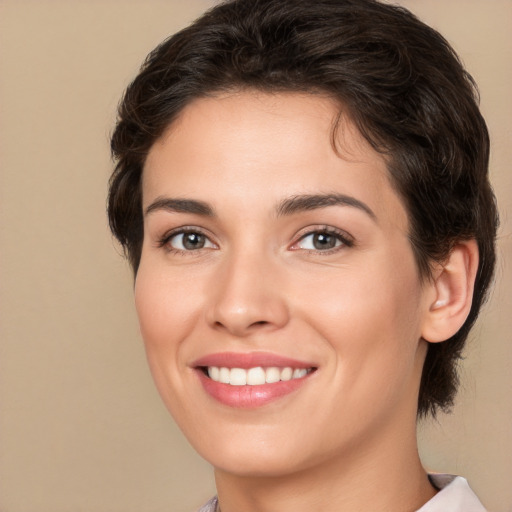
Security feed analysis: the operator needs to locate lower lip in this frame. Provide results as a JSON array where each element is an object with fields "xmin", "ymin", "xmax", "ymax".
[{"xmin": 196, "ymin": 370, "xmax": 312, "ymax": 408}]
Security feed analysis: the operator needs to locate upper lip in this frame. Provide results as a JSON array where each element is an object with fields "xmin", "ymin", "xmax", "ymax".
[{"xmin": 191, "ymin": 351, "xmax": 317, "ymax": 369}]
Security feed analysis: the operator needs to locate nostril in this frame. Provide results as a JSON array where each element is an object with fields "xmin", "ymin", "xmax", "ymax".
[
  {"xmin": 209, "ymin": 299, "xmax": 289, "ymax": 335},
  {"xmin": 212, "ymin": 318, "xmax": 270, "ymax": 335},
  {"xmin": 251, "ymin": 320, "xmax": 269, "ymax": 327}
]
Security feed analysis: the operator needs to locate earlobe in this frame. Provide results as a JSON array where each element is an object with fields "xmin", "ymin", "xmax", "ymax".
[{"xmin": 421, "ymin": 239, "xmax": 479, "ymax": 343}]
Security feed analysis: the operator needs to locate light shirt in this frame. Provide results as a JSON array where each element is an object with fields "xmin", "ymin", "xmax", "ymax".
[
  {"xmin": 196, "ymin": 474, "xmax": 486, "ymax": 512},
  {"xmin": 418, "ymin": 474, "xmax": 487, "ymax": 512}
]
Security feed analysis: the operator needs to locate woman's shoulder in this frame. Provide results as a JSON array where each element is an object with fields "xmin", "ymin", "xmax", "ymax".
[{"xmin": 417, "ymin": 474, "xmax": 487, "ymax": 512}]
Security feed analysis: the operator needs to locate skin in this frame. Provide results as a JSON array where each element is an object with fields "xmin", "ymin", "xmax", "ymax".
[{"xmin": 135, "ymin": 91, "xmax": 476, "ymax": 512}]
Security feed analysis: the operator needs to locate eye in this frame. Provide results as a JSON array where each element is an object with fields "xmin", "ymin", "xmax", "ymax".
[
  {"xmin": 292, "ymin": 228, "xmax": 353, "ymax": 252},
  {"xmin": 163, "ymin": 230, "xmax": 216, "ymax": 252}
]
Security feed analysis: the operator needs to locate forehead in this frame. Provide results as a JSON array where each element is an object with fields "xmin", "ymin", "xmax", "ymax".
[{"xmin": 143, "ymin": 91, "xmax": 408, "ymax": 229}]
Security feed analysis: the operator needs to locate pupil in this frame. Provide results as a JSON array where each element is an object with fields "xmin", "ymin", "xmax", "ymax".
[
  {"xmin": 313, "ymin": 232, "xmax": 335, "ymax": 250},
  {"xmin": 183, "ymin": 233, "xmax": 204, "ymax": 250}
]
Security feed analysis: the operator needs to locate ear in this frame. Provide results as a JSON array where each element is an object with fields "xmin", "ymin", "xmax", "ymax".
[{"xmin": 421, "ymin": 240, "xmax": 479, "ymax": 343}]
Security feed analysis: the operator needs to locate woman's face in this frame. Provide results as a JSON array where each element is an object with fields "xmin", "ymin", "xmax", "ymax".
[{"xmin": 136, "ymin": 91, "xmax": 433, "ymax": 476}]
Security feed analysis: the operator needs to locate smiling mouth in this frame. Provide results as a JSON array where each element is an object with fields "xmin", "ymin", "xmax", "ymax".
[{"xmin": 200, "ymin": 366, "xmax": 316, "ymax": 386}]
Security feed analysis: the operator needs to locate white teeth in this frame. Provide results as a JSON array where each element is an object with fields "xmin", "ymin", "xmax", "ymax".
[
  {"xmin": 230, "ymin": 368, "xmax": 247, "ymax": 386},
  {"xmin": 219, "ymin": 367, "xmax": 230, "ymax": 384},
  {"xmin": 293, "ymin": 368, "xmax": 307, "ymax": 378},
  {"xmin": 206, "ymin": 366, "xmax": 312, "ymax": 385},
  {"xmin": 280, "ymin": 367, "xmax": 293, "ymax": 381},
  {"xmin": 247, "ymin": 367, "xmax": 266, "ymax": 385},
  {"xmin": 265, "ymin": 367, "xmax": 281, "ymax": 383},
  {"xmin": 208, "ymin": 366, "xmax": 220, "ymax": 381}
]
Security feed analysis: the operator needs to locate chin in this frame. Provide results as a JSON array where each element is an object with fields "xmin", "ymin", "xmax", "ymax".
[
  {"xmin": 185, "ymin": 421, "xmax": 328, "ymax": 478},
  {"xmin": 206, "ymin": 448, "xmax": 307, "ymax": 478}
]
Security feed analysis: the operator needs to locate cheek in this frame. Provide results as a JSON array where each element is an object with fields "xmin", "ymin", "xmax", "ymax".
[
  {"xmin": 134, "ymin": 263, "xmax": 202, "ymax": 384},
  {"xmin": 301, "ymin": 263, "xmax": 422, "ymax": 340},
  {"xmin": 135, "ymin": 262, "xmax": 198, "ymax": 342},
  {"xmin": 297, "ymin": 253, "xmax": 425, "ymax": 391},
  {"xmin": 135, "ymin": 270, "xmax": 170, "ymax": 349},
  {"xmin": 133, "ymin": 263, "xmax": 201, "ymax": 414}
]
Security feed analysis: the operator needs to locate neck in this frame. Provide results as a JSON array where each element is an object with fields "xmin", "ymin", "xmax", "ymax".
[{"xmin": 214, "ymin": 419, "xmax": 436, "ymax": 512}]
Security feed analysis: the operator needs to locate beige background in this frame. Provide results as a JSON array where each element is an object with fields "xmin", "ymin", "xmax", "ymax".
[{"xmin": 0, "ymin": 1, "xmax": 510, "ymax": 511}]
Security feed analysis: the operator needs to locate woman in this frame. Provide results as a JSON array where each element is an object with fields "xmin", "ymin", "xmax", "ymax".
[{"xmin": 108, "ymin": 0, "xmax": 498, "ymax": 510}]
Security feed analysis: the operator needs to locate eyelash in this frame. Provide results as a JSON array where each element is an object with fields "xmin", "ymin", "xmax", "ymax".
[
  {"xmin": 157, "ymin": 225, "xmax": 354, "ymax": 255},
  {"xmin": 157, "ymin": 227, "xmax": 216, "ymax": 255},
  {"xmin": 291, "ymin": 226, "xmax": 354, "ymax": 254}
]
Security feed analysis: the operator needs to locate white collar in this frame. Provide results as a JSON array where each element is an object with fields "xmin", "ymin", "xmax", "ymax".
[
  {"xmin": 417, "ymin": 474, "xmax": 487, "ymax": 511},
  {"xmin": 198, "ymin": 474, "xmax": 487, "ymax": 512}
]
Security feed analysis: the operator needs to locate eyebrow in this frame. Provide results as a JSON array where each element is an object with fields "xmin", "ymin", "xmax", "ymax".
[
  {"xmin": 144, "ymin": 193, "xmax": 376, "ymax": 221},
  {"xmin": 276, "ymin": 193, "xmax": 376, "ymax": 220},
  {"xmin": 144, "ymin": 197, "xmax": 215, "ymax": 217}
]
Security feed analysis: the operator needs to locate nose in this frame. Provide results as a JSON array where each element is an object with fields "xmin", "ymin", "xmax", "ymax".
[{"xmin": 207, "ymin": 250, "xmax": 290, "ymax": 337}]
